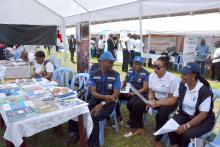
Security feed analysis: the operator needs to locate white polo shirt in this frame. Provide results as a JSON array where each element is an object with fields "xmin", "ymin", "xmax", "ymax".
[
  {"xmin": 134, "ymin": 39, "xmax": 144, "ymax": 53},
  {"xmin": 212, "ymin": 47, "xmax": 220, "ymax": 63},
  {"xmin": 149, "ymin": 71, "xmax": 179, "ymax": 100},
  {"xmin": 34, "ymin": 60, "xmax": 54, "ymax": 74},
  {"xmin": 173, "ymin": 80, "xmax": 211, "ymax": 116}
]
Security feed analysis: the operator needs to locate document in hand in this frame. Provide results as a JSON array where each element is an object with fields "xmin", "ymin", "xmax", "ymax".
[
  {"xmin": 130, "ymin": 84, "xmax": 152, "ymax": 105},
  {"xmin": 120, "ymin": 83, "xmax": 131, "ymax": 94},
  {"xmin": 154, "ymin": 118, "xmax": 180, "ymax": 136}
]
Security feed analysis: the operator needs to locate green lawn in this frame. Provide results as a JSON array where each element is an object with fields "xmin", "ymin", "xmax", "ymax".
[{"xmin": 0, "ymin": 51, "xmax": 219, "ymax": 147}]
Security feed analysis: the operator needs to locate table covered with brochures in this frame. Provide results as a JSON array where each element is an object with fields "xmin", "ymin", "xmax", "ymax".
[{"xmin": 0, "ymin": 78, "xmax": 93, "ymax": 147}]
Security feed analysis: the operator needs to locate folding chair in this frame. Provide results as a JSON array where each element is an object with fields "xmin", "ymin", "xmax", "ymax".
[{"xmin": 51, "ymin": 67, "xmax": 74, "ymax": 87}]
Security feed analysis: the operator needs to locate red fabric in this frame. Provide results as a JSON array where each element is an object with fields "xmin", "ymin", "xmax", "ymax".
[{"xmin": 57, "ymin": 30, "xmax": 63, "ymax": 43}]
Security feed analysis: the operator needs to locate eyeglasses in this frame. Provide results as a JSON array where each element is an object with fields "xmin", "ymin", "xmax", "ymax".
[{"xmin": 153, "ymin": 64, "xmax": 162, "ymax": 70}]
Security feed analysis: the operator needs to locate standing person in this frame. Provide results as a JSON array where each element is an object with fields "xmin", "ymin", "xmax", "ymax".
[
  {"xmin": 68, "ymin": 35, "xmax": 76, "ymax": 63},
  {"xmin": 134, "ymin": 35, "xmax": 144, "ymax": 57},
  {"xmin": 67, "ymin": 52, "xmax": 121, "ymax": 147},
  {"xmin": 107, "ymin": 34, "xmax": 116, "ymax": 58},
  {"xmin": 116, "ymin": 56, "xmax": 149, "ymax": 137},
  {"xmin": 97, "ymin": 35, "xmax": 105, "ymax": 58},
  {"xmin": 195, "ymin": 38, "xmax": 209, "ymax": 75},
  {"xmin": 129, "ymin": 34, "xmax": 135, "ymax": 67},
  {"xmin": 148, "ymin": 56, "xmax": 179, "ymax": 147},
  {"xmin": 91, "ymin": 38, "xmax": 97, "ymax": 58},
  {"xmin": 121, "ymin": 34, "xmax": 130, "ymax": 72},
  {"xmin": 212, "ymin": 40, "xmax": 220, "ymax": 81},
  {"xmin": 149, "ymin": 62, "xmax": 215, "ymax": 147}
]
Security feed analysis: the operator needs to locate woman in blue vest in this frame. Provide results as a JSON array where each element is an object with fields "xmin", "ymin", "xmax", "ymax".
[
  {"xmin": 119, "ymin": 56, "xmax": 150, "ymax": 137},
  {"xmin": 149, "ymin": 62, "xmax": 215, "ymax": 147}
]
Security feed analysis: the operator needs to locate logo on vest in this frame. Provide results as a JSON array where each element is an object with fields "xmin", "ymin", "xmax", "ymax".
[{"xmin": 107, "ymin": 83, "xmax": 113, "ymax": 89}]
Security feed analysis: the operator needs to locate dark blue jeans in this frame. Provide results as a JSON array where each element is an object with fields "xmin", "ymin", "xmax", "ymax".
[{"xmin": 196, "ymin": 61, "xmax": 205, "ymax": 76}]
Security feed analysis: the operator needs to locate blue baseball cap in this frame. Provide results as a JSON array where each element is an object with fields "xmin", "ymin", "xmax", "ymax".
[
  {"xmin": 179, "ymin": 62, "xmax": 201, "ymax": 74},
  {"xmin": 134, "ymin": 56, "xmax": 144, "ymax": 64},
  {"xmin": 99, "ymin": 51, "xmax": 116, "ymax": 61}
]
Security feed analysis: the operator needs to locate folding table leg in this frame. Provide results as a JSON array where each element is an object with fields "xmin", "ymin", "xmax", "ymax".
[{"xmin": 78, "ymin": 114, "xmax": 87, "ymax": 147}]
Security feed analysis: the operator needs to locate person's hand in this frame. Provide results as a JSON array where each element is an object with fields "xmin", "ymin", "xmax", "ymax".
[
  {"xmin": 149, "ymin": 99, "xmax": 157, "ymax": 108},
  {"xmin": 128, "ymin": 92, "xmax": 134, "ymax": 97},
  {"xmin": 91, "ymin": 104, "xmax": 104, "ymax": 117},
  {"xmin": 176, "ymin": 124, "xmax": 187, "ymax": 135},
  {"xmin": 104, "ymin": 95, "xmax": 115, "ymax": 103}
]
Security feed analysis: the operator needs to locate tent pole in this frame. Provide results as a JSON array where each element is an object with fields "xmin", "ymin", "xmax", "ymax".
[
  {"xmin": 138, "ymin": 0, "xmax": 143, "ymax": 54},
  {"xmin": 148, "ymin": 31, "xmax": 151, "ymax": 53},
  {"xmin": 61, "ymin": 20, "xmax": 67, "ymax": 66},
  {"xmin": 89, "ymin": 13, "xmax": 91, "ymax": 68}
]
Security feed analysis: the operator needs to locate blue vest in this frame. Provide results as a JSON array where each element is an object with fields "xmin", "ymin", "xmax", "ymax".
[
  {"xmin": 178, "ymin": 82, "xmax": 215, "ymax": 122},
  {"xmin": 126, "ymin": 68, "xmax": 149, "ymax": 93},
  {"xmin": 90, "ymin": 69, "xmax": 119, "ymax": 102}
]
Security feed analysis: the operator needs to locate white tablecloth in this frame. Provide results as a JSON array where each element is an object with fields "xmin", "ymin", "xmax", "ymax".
[
  {"xmin": 1, "ymin": 102, "xmax": 93, "ymax": 147},
  {"xmin": 0, "ymin": 60, "xmax": 31, "ymax": 79}
]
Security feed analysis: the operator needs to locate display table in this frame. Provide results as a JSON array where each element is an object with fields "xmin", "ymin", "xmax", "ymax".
[
  {"xmin": 0, "ymin": 79, "xmax": 93, "ymax": 147},
  {"xmin": 0, "ymin": 60, "xmax": 31, "ymax": 79}
]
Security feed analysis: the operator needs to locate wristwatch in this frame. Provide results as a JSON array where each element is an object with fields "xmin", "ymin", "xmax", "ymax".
[{"xmin": 101, "ymin": 101, "xmax": 106, "ymax": 105}]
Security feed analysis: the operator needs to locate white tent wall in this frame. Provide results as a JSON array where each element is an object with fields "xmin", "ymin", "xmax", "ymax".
[{"xmin": 0, "ymin": 0, "xmax": 64, "ymax": 26}]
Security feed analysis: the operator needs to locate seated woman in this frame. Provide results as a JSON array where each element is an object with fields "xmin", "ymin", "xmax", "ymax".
[
  {"xmin": 149, "ymin": 62, "xmax": 215, "ymax": 147},
  {"xmin": 118, "ymin": 56, "xmax": 150, "ymax": 137},
  {"xmin": 33, "ymin": 51, "xmax": 54, "ymax": 80},
  {"xmin": 148, "ymin": 56, "xmax": 179, "ymax": 147}
]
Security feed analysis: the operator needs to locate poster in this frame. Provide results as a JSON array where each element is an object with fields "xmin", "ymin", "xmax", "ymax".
[
  {"xmin": 76, "ymin": 22, "xmax": 89, "ymax": 73},
  {"xmin": 144, "ymin": 35, "xmax": 176, "ymax": 55},
  {"xmin": 183, "ymin": 36, "xmax": 220, "ymax": 65}
]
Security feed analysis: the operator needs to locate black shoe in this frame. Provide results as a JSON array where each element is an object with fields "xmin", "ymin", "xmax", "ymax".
[{"xmin": 66, "ymin": 133, "xmax": 79, "ymax": 145}]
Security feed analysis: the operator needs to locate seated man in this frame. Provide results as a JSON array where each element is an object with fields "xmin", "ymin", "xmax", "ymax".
[
  {"xmin": 33, "ymin": 51, "xmax": 54, "ymax": 80},
  {"xmin": 67, "ymin": 52, "xmax": 121, "ymax": 147}
]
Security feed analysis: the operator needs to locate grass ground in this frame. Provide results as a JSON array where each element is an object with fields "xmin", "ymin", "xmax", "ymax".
[{"xmin": 0, "ymin": 51, "xmax": 219, "ymax": 147}]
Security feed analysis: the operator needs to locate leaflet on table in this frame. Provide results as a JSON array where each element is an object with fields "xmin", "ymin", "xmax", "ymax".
[
  {"xmin": 2, "ymin": 100, "xmax": 35, "ymax": 111},
  {"xmin": 154, "ymin": 118, "xmax": 180, "ymax": 135},
  {"xmin": 57, "ymin": 98, "xmax": 86, "ymax": 108},
  {"xmin": 5, "ymin": 106, "xmax": 38, "ymax": 122},
  {"xmin": 0, "ymin": 95, "xmax": 29, "ymax": 105},
  {"xmin": 50, "ymin": 87, "xmax": 78, "ymax": 99},
  {"xmin": 31, "ymin": 98, "xmax": 59, "ymax": 113}
]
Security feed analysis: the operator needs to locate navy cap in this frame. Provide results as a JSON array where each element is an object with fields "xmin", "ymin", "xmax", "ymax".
[
  {"xmin": 134, "ymin": 56, "xmax": 144, "ymax": 64},
  {"xmin": 179, "ymin": 62, "xmax": 201, "ymax": 74},
  {"xmin": 99, "ymin": 51, "xmax": 116, "ymax": 61}
]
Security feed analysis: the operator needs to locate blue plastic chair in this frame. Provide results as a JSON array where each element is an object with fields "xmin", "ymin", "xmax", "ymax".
[
  {"xmin": 173, "ymin": 55, "xmax": 183, "ymax": 71},
  {"xmin": 50, "ymin": 56, "xmax": 61, "ymax": 69},
  {"xmin": 51, "ymin": 67, "xmax": 74, "ymax": 87},
  {"xmin": 70, "ymin": 73, "xmax": 90, "ymax": 100},
  {"xmin": 213, "ymin": 89, "xmax": 220, "ymax": 101},
  {"xmin": 201, "ymin": 107, "xmax": 220, "ymax": 141},
  {"xmin": 99, "ymin": 104, "xmax": 119, "ymax": 145},
  {"xmin": 188, "ymin": 131, "xmax": 220, "ymax": 147}
]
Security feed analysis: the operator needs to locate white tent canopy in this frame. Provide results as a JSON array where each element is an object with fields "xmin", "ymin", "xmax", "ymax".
[
  {"xmin": 89, "ymin": 13, "xmax": 220, "ymax": 36},
  {"xmin": 1, "ymin": 0, "xmax": 220, "ymax": 27}
]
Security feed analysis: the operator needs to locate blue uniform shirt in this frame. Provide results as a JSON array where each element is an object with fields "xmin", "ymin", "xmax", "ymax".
[
  {"xmin": 89, "ymin": 73, "xmax": 121, "ymax": 92},
  {"xmin": 195, "ymin": 45, "xmax": 209, "ymax": 61}
]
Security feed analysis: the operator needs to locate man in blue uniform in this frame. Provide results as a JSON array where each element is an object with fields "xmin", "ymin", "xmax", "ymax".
[{"xmin": 67, "ymin": 52, "xmax": 121, "ymax": 147}]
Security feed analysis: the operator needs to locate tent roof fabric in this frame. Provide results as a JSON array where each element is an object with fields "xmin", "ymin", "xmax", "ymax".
[{"xmin": 1, "ymin": 0, "xmax": 220, "ymax": 27}]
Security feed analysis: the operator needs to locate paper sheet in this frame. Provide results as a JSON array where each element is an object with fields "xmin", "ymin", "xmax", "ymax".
[{"xmin": 154, "ymin": 118, "xmax": 180, "ymax": 135}]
